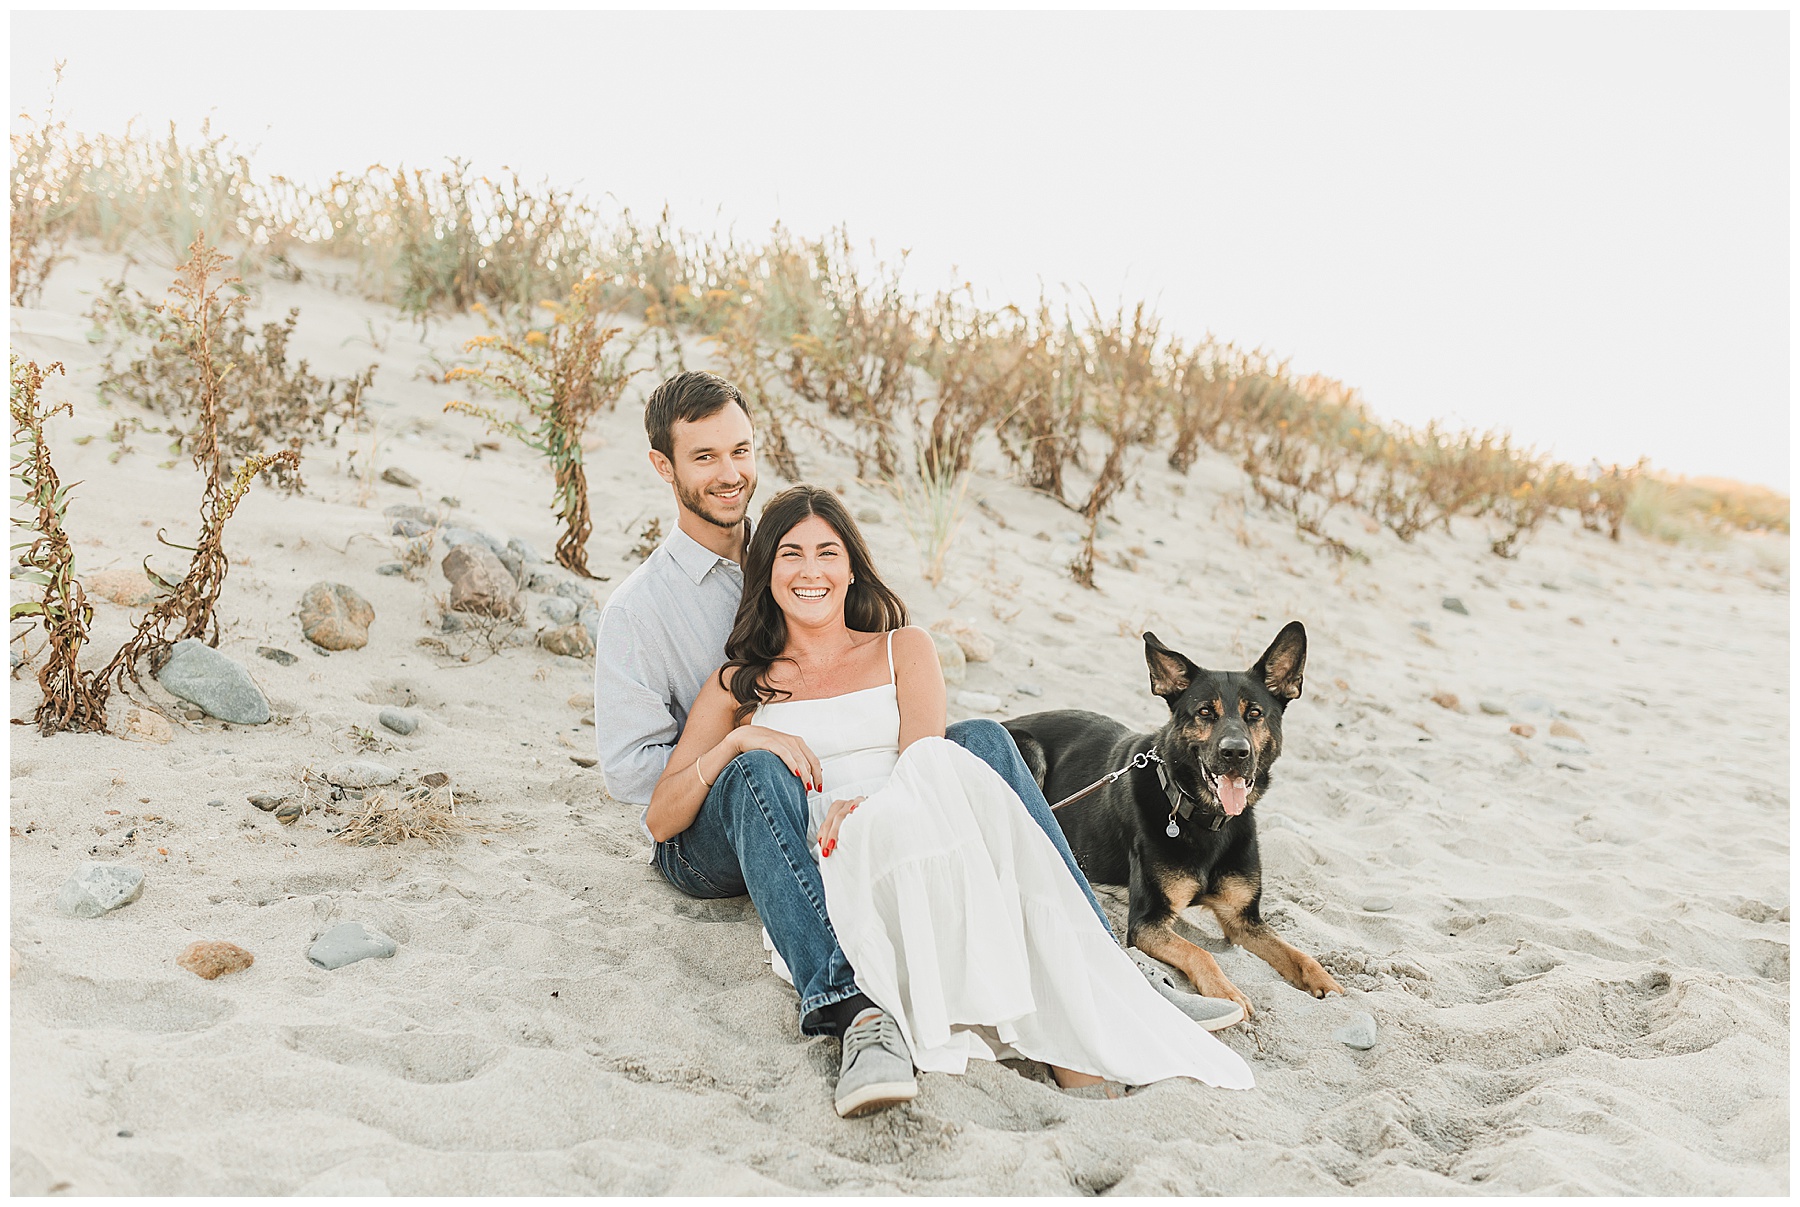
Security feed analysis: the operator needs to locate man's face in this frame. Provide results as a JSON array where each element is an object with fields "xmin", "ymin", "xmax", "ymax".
[{"xmin": 651, "ymin": 404, "xmax": 757, "ymax": 530}]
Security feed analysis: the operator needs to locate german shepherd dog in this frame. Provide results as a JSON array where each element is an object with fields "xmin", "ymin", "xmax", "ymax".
[{"xmin": 1004, "ymin": 622, "xmax": 1343, "ymax": 1016}]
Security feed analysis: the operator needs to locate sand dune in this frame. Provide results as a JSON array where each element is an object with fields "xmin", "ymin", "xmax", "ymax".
[{"xmin": 9, "ymin": 247, "xmax": 1788, "ymax": 1194}]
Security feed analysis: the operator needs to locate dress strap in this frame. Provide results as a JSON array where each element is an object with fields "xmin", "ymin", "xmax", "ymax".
[{"xmin": 886, "ymin": 629, "xmax": 897, "ymax": 685}]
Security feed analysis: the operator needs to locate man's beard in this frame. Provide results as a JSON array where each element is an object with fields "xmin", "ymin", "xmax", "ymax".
[{"xmin": 674, "ymin": 471, "xmax": 755, "ymax": 530}]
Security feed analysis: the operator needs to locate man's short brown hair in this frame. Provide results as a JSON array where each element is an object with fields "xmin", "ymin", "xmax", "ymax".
[{"xmin": 644, "ymin": 371, "xmax": 750, "ymax": 460}]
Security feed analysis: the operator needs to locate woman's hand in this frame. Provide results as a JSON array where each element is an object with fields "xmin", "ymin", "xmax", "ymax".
[
  {"xmin": 818, "ymin": 796, "xmax": 866, "ymax": 858},
  {"xmin": 730, "ymin": 725, "xmax": 826, "ymax": 793}
]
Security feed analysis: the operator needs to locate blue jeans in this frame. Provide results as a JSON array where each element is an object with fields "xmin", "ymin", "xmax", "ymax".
[{"xmin": 652, "ymin": 719, "xmax": 1110, "ymax": 1036}]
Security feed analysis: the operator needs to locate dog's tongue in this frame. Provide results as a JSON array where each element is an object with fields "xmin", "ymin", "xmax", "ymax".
[{"xmin": 1219, "ymin": 776, "xmax": 1249, "ymax": 816}]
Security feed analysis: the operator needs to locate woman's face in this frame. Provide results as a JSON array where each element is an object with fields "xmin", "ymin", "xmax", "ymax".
[{"xmin": 769, "ymin": 513, "xmax": 852, "ymax": 627}]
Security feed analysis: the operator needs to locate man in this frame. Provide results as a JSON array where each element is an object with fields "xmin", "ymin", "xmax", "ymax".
[{"xmin": 594, "ymin": 370, "xmax": 1114, "ymax": 1118}]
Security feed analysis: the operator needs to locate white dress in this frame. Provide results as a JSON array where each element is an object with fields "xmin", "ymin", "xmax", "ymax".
[{"xmin": 754, "ymin": 633, "xmax": 1254, "ymax": 1089}]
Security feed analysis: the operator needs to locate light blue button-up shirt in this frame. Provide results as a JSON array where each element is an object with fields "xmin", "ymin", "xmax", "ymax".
[{"xmin": 593, "ymin": 522, "xmax": 746, "ymax": 850}]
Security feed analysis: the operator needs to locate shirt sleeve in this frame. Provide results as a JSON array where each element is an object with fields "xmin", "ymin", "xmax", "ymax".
[{"xmin": 593, "ymin": 603, "xmax": 679, "ymax": 807}]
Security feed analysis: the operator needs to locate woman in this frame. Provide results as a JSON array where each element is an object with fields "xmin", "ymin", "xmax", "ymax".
[{"xmin": 647, "ymin": 485, "xmax": 1253, "ymax": 1095}]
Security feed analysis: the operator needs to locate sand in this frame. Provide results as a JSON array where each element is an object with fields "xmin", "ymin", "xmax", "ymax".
[{"xmin": 9, "ymin": 246, "xmax": 1789, "ymax": 1195}]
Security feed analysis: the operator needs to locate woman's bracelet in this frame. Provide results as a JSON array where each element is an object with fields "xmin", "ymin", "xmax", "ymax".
[{"xmin": 695, "ymin": 755, "xmax": 714, "ymax": 790}]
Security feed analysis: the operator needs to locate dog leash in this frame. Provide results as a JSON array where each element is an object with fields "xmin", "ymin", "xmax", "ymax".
[
  {"xmin": 1048, "ymin": 747, "xmax": 1161, "ymax": 812},
  {"xmin": 1049, "ymin": 745, "xmax": 1225, "ymax": 837}
]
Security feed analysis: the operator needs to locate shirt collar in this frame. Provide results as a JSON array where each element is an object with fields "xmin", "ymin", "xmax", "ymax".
[{"xmin": 664, "ymin": 520, "xmax": 746, "ymax": 586}]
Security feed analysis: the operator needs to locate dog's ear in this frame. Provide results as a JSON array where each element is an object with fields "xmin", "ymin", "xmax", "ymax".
[
  {"xmin": 1251, "ymin": 621, "xmax": 1306, "ymax": 701},
  {"xmin": 1143, "ymin": 631, "xmax": 1198, "ymax": 703}
]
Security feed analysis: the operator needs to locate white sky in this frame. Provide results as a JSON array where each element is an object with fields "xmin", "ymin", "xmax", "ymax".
[{"xmin": 12, "ymin": 10, "xmax": 1790, "ymax": 490}]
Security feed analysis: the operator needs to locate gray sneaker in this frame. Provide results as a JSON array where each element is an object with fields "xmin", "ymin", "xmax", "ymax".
[
  {"xmin": 835, "ymin": 1008, "xmax": 918, "ymax": 1118},
  {"xmin": 1128, "ymin": 948, "xmax": 1246, "ymax": 1031}
]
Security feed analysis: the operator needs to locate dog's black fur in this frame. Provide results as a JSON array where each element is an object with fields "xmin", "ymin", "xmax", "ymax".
[{"xmin": 1005, "ymin": 622, "xmax": 1342, "ymax": 1014}]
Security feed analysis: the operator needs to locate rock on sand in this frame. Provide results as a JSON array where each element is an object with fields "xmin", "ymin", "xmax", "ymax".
[
  {"xmin": 177, "ymin": 941, "xmax": 255, "ymax": 980},
  {"xmin": 308, "ymin": 922, "xmax": 398, "ymax": 970},
  {"xmin": 55, "ymin": 863, "xmax": 145, "ymax": 918},
  {"xmin": 155, "ymin": 639, "xmax": 270, "ymax": 725},
  {"xmin": 298, "ymin": 582, "xmax": 375, "ymax": 650},
  {"xmin": 443, "ymin": 545, "xmax": 520, "ymax": 617}
]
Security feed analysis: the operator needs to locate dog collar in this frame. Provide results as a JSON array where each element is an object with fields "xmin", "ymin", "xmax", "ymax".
[{"xmin": 1156, "ymin": 762, "xmax": 1224, "ymax": 835}]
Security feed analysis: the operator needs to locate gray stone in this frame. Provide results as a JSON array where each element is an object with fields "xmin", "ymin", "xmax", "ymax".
[
  {"xmin": 1441, "ymin": 597, "xmax": 1469, "ymax": 616},
  {"xmin": 391, "ymin": 519, "xmax": 432, "ymax": 538},
  {"xmin": 307, "ymin": 922, "xmax": 398, "ymax": 970},
  {"xmin": 323, "ymin": 760, "xmax": 401, "ymax": 789},
  {"xmin": 10, "ymin": 649, "xmax": 21, "ymax": 670},
  {"xmin": 378, "ymin": 708, "xmax": 417, "ymax": 736},
  {"xmin": 442, "ymin": 527, "xmax": 508, "ymax": 558},
  {"xmin": 375, "ymin": 562, "xmax": 406, "ymax": 577},
  {"xmin": 1512, "ymin": 694, "xmax": 1555, "ymax": 716},
  {"xmin": 156, "ymin": 639, "xmax": 270, "ymax": 725},
  {"xmin": 1333, "ymin": 1011, "xmax": 1378, "ymax": 1050},
  {"xmin": 495, "ymin": 545, "xmax": 525, "ymax": 586},
  {"xmin": 540, "ymin": 597, "xmax": 578, "ymax": 626},
  {"xmin": 929, "ymin": 629, "xmax": 966, "ymax": 686},
  {"xmin": 1016, "ymin": 683, "xmax": 1044, "ymax": 698},
  {"xmin": 247, "ymin": 793, "xmax": 284, "ymax": 811},
  {"xmin": 55, "ymin": 863, "xmax": 145, "ymax": 918},
  {"xmin": 507, "ymin": 538, "xmax": 548, "ymax": 566},
  {"xmin": 1570, "ymin": 571, "xmax": 1605, "ymax": 590},
  {"xmin": 956, "ymin": 689, "xmax": 1003, "ymax": 713},
  {"xmin": 298, "ymin": 582, "xmax": 374, "ymax": 651},
  {"xmin": 578, "ymin": 608, "xmax": 601, "ymax": 641},
  {"xmin": 554, "ymin": 580, "xmax": 596, "ymax": 605},
  {"xmin": 525, "ymin": 568, "xmax": 563, "ymax": 593},
  {"xmin": 1360, "ymin": 897, "xmax": 1395, "ymax": 912},
  {"xmin": 1545, "ymin": 739, "xmax": 1592, "ymax": 756},
  {"xmin": 206, "ymin": 798, "xmax": 226, "ymax": 808},
  {"xmin": 1410, "ymin": 620, "xmax": 1432, "ymax": 634},
  {"xmin": 856, "ymin": 507, "xmax": 883, "ymax": 525},
  {"xmin": 383, "ymin": 504, "xmax": 440, "ymax": 525},
  {"xmin": 381, "ymin": 466, "xmax": 420, "ymax": 488},
  {"xmin": 256, "ymin": 646, "xmax": 298, "ymax": 667},
  {"xmin": 1477, "ymin": 700, "xmax": 1508, "ymax": 716}
]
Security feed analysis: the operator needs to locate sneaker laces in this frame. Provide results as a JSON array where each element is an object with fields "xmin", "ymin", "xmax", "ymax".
[{"xmin": 843, "ymin": 1010, "xmax": 904, "ymax": 1063}]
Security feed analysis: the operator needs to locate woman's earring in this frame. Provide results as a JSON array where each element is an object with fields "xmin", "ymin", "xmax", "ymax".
[{"xmin": 850, "ymin": 574, "xmax": 856, "ymax": 584}]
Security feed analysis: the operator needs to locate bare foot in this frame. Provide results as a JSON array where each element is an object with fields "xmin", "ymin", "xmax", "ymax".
[
  {"xmin": 1050, "ymin": 1065, "xmax": 1123, "ymax": 1098},
  {"xmin": 1050, "ymin": 1064, "xmax": 1104, "ymax": 1089}
]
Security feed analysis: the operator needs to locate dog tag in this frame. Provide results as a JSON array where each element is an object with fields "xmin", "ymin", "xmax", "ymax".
[{"xmin": 1165, "ymin": 819, "xmax": 1181, "ymax": 838}]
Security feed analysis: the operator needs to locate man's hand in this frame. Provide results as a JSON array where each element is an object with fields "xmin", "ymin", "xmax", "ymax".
[
  {"xmin": 818, "ymin": 796, "xmax": 866, "ymax": 858},
  {"xmin": 728, "ymin": 725, "xmax": 826, "ymax": 794}
]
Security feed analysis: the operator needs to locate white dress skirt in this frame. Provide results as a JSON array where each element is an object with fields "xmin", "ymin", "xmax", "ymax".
[{"xmin": 753, "ymin": 640, "xmax": 1253, "ymax": 1090}]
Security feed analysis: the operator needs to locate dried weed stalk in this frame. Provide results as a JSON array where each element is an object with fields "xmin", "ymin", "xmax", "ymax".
[
  {"xmin": 10, "ymin": 357, "xmax": 109, "ymax": 733},
  {"xmin": 769, "ymin": 231, "xmax": 916, "ymax": 479},
  {"xmin": 1067, "ymin": 304, "xmax": 1164, "ymax": 588},
  {"xmin": 444, "ymin": 275, "xmax": 640, "ymax": 577},
  {"xmin": 88, "ymin": 270, "xmax": 374, "ymax": 493},
  {"xmin": 9, "ymin": 65, "xmax": 86, "ymax": 306},
  {"xmin": 101, "ymin": 448, "xmax": 299, "ymax": 691},
  {"xmin": 995, "ymin": 304, "xmax": 1089, "ymax": 503}
]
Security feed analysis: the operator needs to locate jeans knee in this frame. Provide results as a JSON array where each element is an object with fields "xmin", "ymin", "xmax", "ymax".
[
  {"xmin": 950, "ymin": 718, "xmax": 1013, "ymax": 762},
  {"xmin": 728, "ymin": 749, "xmax": 807, "ymax": 806}
]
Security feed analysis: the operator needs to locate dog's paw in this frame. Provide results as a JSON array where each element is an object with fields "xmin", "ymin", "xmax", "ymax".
[
  {"xmin": 1298, "ymin": 961, "xmax": 1346, "ymax": 999},
  {"xmin": 1194, "ymin": 975, "xmax": 1256, "ymax": 1018}
]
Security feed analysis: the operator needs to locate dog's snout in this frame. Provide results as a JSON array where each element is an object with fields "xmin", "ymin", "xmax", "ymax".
[{"xmin": 1218, "ymin": 735, "xmax": 1252, "ymax": 763}]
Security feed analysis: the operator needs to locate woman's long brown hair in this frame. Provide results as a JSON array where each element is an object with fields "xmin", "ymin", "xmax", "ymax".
[{"xmin": 721, "ymin": 485, "xmax": 908, "ymax": 724}]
